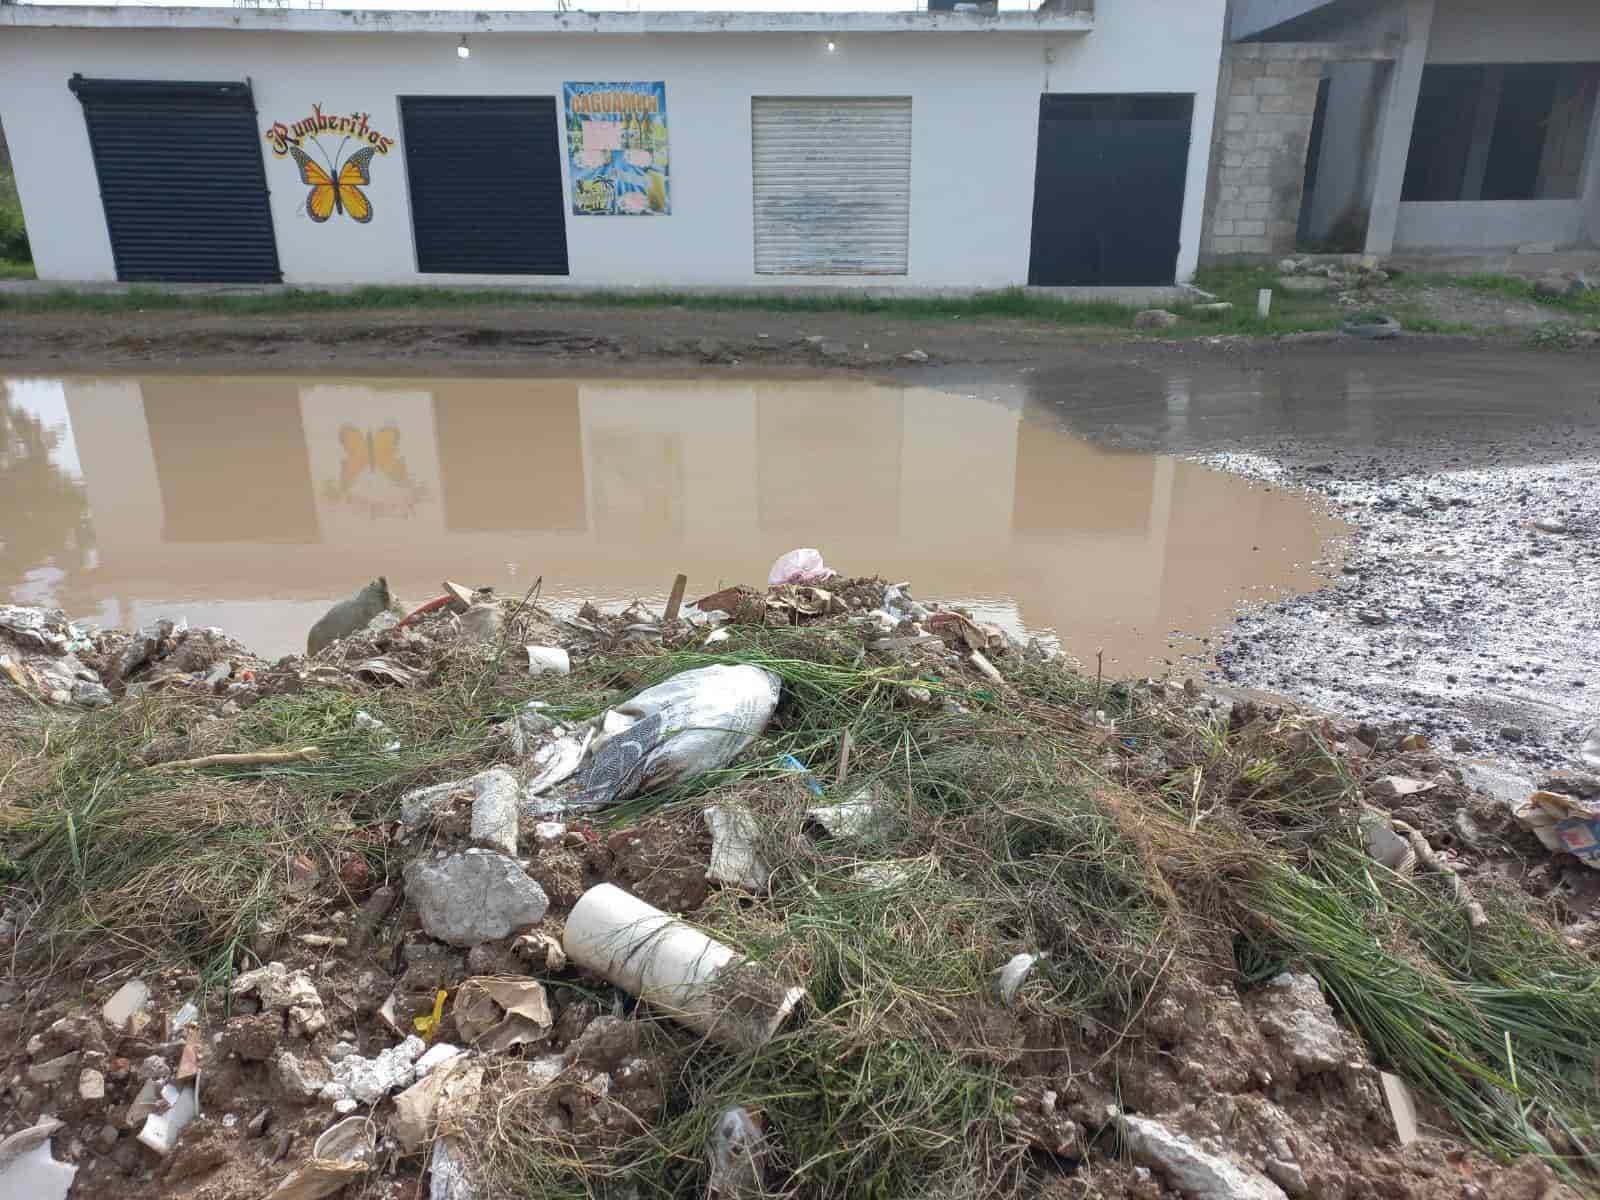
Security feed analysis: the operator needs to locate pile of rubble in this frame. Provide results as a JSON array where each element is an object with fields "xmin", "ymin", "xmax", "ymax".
[
  {"xmin": 1, "ymin": 551, "xmax": 1597, "ymax": 1200},
  {"xmin": 1276, "ymin": 255, "xmax": 1392, "ymax": 301}
]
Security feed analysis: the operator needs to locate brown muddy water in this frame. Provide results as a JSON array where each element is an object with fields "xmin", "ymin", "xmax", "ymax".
[{"xmin": 2, "ymin": 374, "xmax": 1342, "ymax": 669}]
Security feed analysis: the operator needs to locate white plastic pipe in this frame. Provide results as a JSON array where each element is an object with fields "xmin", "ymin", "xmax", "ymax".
[{"xmin": 563, "ymin": 883, "xmax": 804, "ymax": 1051}]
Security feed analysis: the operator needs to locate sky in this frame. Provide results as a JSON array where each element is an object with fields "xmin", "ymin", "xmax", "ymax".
[{"xmin": 24, "ymin": 0, "xmax": 1039, "ymax": 11}]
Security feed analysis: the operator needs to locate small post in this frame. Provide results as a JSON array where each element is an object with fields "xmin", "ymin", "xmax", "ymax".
[
  {"xmin": 1257, "ymin": 288, "xmax": 1273, "ymax": 319},
  {"xmin": 836, "ymin": 728, "xmax": 853, "ymax": 788},
  {"xmin": 664, "ymin": 573, "xmax": 688, "ymax": 622}
]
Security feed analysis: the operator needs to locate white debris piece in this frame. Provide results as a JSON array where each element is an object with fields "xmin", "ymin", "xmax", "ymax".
[
  {"xmin": 101, "ymin": 978, "xmax": 151, "ymax": 1032},
  {"xmin": 415, "ymin": 1043, "xmax": 466, "ymax": 1077},
  {"xmin": 1252, "ymin": 973, "xmax": 1345, "ymax": 1075},
  {"xmin": 137, "ymin": 1084, "xmax": 199, "ymax": 1156},
  {"xmin": 704, "ymin": 803, "xmax": 769, "ymax": 891},
  {"xmin": 469, "ymin": 768, "xmax": 519, "ymax": 855},
  {"xmin": 322, "ymin": 1035, "xmax": 426, "ymax": 1106},
  {"xmin": 1120, "ymin": 1114, "xmax": 1288, "ymax": 1200},
  {"xmin": 0, "ymin": 1119, "xmax": 76, "ymax": 1200},
  {"xmin": 232, "ymin": 961, "xmax": 328, "ymax": 1036},
  {"xmin": 522, "ymin": 732, "xmax": 591, "ymax": 799},
  {"xmin": 431, "ymin": 1136, "xmax": 478, "ymax": 1200},
  {"xmin": 525, "ymin": 646, "xmax": 571, "ymax": 676},
  {"xmin": 996, "ymin": 953, "xmax": 1041, "ymax": 1005}
]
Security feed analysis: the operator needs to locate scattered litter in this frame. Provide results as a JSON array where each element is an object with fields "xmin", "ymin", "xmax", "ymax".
[
  {"xmin": 453, "ymin": 976, "xmax": 553, "ymax": 1052},
  {"xmin": 806, "ymin": 788, "xmax": 891, "ymax": 840},
  {"xmin": 136, "ymin": 1083, "xmax": 198, "ymax": 1156},
  {"xmin": 1514, "ymin": 789, "xmax": 1600, "ymax": 867},
  {"xmin": 996, "ymin": 953, "xmax": 1041, "ymax": 1005},
  {"xmin": 1380, "ymin": 1071, "xmax": 1420, "ymax": 1146},
  {"xmin": 154, "ymin": 746, "xmax": 322, "ymax": 771},
  {"xmin": 323, "ymin": 1035, "xmax": 425, "ymax": 1105},
  {"xmin": 522, "ymin": 730, "xmax": 592, "ymax": 799},
  {"xmin": 413, "ymin": 989, "xmax": 448, "ymax": 1041},
  {"xmin": 574, "ymin": 664, "xmax": 781, "ymax": 808},
  {"xmin": 354, "ymin": 710, "xmax": 402, "ymax": 752},
  {"xmin": 267, "ymin": 1114, "xmax": 375, "ymax": 1199},
  {"xmin": 393, "ymin": 1057, "xmax": 484, "ymax": 1154},
  {"xmin": 415, "ymin": 1042, "xmax": 465, "ymax": 1077},
  {"xmin": 706, "ymin": 1107, "xmax": 767, "ymax": 1198},
  {"xmin": 1359, "ymin": 808, "xmax": 1415, "ymax": 873},
  {"xmin": 232, "ymin": 962, "xmax": 328, "ymax": 1036},
  {"xmin": 0, "ymin": 1119, "xmax": 76, "ymax": 1200},
  {"xmin": 307, "ymin": 577, "xmax": 392, "ymax": 656},
  {"xmin": 564, "ymin": 883, "xmax": 804, "ymax": 1052},
  {"xmin": 778, "ymin": 753, "xmax": 825, "ymax": 796},
  {"xmin": 705, "ymin": 803, "xmax": 770, "ymax": 891},
  {"xmin": 525, "ymin": 646, "xmax": 571, "ymax": 676},
  {"xmin": 101, "ymin": 977, "xmax": 150, "ymax": 1032},
  {"xmin": 512, "ymin": 929, "xmax": 567, "ymax": 971},
  {"xmin": 1368, "ymin": 775, "xmax": 1435, "ymax": 801},
  {"xmin": 456, "ymin": 604, "xmax": 503, "ymax": 643},
  {"xmin": 430, "ymin": 1136, "xmax": 477, "ymax": 1200},
  {"xmin": 767, "ymin": 547, "xmax": 834, "ymax": 586},
  {"xmin": 968, "ymin": 650, "xmax": 1004, "ymax": 686},
  {"xmin": 169, "ymin": 1000, "xmax": 200, "ymax": 1036},
  {"xmin": 352, "ymin": 656, "xmax": 429, "ymax": 688}
]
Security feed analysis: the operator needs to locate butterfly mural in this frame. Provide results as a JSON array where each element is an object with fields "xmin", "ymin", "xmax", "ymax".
[
  {"xmin": 291, "ymin": 144, "xmax": 376, "ymax": 224},
  {"xmin": 322, "ymin": 424, "xmax": 429, "ymax": 520}
]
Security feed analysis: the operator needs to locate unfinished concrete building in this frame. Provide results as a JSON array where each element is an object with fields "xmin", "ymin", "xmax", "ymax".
[{"xmin": 1203, "ymin": 0, "xmax": 1600, "ymax": 260}]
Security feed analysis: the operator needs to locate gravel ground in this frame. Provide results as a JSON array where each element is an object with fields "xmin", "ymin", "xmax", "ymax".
[{"xmin": 1019, "ymin": 339, "xmax": 1600, "ymax": 775}]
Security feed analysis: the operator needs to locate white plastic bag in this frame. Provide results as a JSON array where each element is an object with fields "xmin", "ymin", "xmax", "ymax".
[
  {"xmin": 767, "ymin": 548, "xmax": 835, "ymax": 587},
  {"xmin": 575, "ymin": 664, "xmax": 781, "ymax": 807}
]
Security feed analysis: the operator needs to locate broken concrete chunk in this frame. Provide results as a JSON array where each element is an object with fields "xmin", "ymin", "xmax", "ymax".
[
  {"xmin": 1359, "ymin": 808, "xmax": 1414, "ymax": 873},
  {"xmin": 806, "ymin": 789, "xmax": 892, "ymax": 840},
  {"xmin": 126, "ymin": 1079, "xmax": 167, "ymax": 1128},
  {"xmin": 469, "ymin": 768, "xmax": 519, "ymax": 855},
  {"xmin": 232, "ymin": 961, "xmax": 327, "ymax": 1036},
  {"xmin": 27, "ymin": 1051, "xmax": 80, "ymax": 1085},
  {"xmin": 1120, "ymin": 1114, "xmax": 1288, "ymax": 1200},
  {"xmin": 273, "ymin": 1049, "xmax": 334, "ymax": 1103},
  {"xmin": 404, "ymin": 850, "xmax": 550, "ymax": 947},
  {"xmin": 1253, "ymin": 973, "xmax": 1345, "ymax": 1075},
  {"xmin": 1368, "ymin": 775, "xmax": 1435, "ymax": 802},
  {"xmin": 0, "ymin": 1118, "xmax": 77, "ymax": 1200},
  {"xmin": 704, "ymin": 803, "xmax": 769, "ymax": 891},
  {"xmin": 706, "ymin": 1106, "xmax": 766, "ymax": 1198},
  {"xmin": 102, "ymin": 978, "xmax": 151, "ymax": 1032},
  {"xmin": 456, "ymin": 604, "xmax": 503, "ymax": 643},
  {"xmin": 77, "ymin": 1068, "xmax": 106, "ymax": 1102}
]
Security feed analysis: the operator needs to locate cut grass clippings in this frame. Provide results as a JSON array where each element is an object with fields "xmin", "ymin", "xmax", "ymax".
[{"xmin": 3, "ymin": 622, "xmax": 1600, "ymax": 1195}]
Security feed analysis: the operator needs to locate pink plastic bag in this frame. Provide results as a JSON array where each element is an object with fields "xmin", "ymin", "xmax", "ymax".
[{"xmin": 767, "ymin": 548, "xmax": 835, "ymax": 587}]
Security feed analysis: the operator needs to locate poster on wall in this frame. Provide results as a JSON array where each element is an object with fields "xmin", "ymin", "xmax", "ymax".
[
  {"xmin": 262, "ymin": 104, "xmax": 396, "ymax": 224},
  {"xmin": 563, "ymin": 82, "xmax": 671, "ymax": 216}
]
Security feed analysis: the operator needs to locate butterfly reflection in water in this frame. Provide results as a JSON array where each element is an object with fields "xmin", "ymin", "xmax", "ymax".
[
  {"xmin": 291, "ymin": 144, "xmax": 375, "ymax": 223},
  {"xmin": 324, "ymin": 424, "xmax": 427, "ymax": 520}
]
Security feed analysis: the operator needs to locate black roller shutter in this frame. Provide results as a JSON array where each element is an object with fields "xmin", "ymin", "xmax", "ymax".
[
  {"xmin": 1027, "ymin": 93, "xmax": 1193, "ymax": 286},
  {"xmin": 69, "ymin": 76, "xmax": 281, "ymax": 283},
  {"xmin": 399, "ymin": 96, "xmax": 569, "ymax": 275}
]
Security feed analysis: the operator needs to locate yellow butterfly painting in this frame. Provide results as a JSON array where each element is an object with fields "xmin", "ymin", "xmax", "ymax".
[
  {"xmin": 339, "ymin": 424, "xmax": 407, "ymax": 489},
  {"xmin": 291, "ymin": 144, "xmax": 375, "ymax": 223},
  {"xmin": 323, "ymin": 424, "xmax": 428, "ymax": 521}
]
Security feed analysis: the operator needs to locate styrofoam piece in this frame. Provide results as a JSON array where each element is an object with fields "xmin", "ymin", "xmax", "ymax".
[
  {"xmin": 525, "ymin": 646, "xmax": 571, "ymax": 676},
  {"xmin": 996, "ymin": 953, "xmax": 1041, "ymax": 1005},
  {"xmin": 0, "ymin": 1119, "xmax": 76, "ymax": 1200},
  {"xmin": 563, "ymin": 883, "xmax": 804, "ymax": 1052},
  {"xmin": 137, "ymin": 1083, "xmax": 198, "ymax": 1155}
]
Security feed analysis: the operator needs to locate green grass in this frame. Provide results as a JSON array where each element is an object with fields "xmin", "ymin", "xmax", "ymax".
[
  {"xmin": 0, "ymin": 159, "xmax": 30, "ymax": 272},
  {"xmin": 1450, "ymin": 271, "xmax": 1600, "ymax": 315}
]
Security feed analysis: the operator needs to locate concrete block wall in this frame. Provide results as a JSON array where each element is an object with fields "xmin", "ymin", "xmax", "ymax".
[{"xmin": 1202, "ymin": 44, "xmax": 1327, "ymax": 259}]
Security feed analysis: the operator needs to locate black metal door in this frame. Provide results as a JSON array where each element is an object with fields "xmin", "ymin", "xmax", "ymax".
[
  {"xmin": 399, "ymin": 96, "xmax": 569, "ymax": 275},
  {"xmin": 69, "ymin": 77, "xmax": 281, "ymax": 284},
  {"xmin": 1027, "ymin": 94, "xmax": 1193, "ymax": 286}
]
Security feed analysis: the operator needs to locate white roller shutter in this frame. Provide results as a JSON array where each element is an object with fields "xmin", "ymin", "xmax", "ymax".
[{"xmin": 752, "ymin": 97, "xmax": 912, "ymax": 275}]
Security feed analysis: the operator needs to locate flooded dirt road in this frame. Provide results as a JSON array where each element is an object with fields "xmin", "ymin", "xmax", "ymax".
[
  {"xmin": 1009, "ymin": 343, "xmax": 1600, "ymax": 773},
  {"xmin": 0, "ymin": 373, "xmax": 1337, "ymax": 669}
]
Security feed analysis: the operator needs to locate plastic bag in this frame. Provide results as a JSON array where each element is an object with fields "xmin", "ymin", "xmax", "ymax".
[
  {"xmin": 767, "ymin": 548, "xmax": 835, "ymax": 587},
  {"xmin": 575, "ymin": 664, "xmax": 781, "ymax": 807}
]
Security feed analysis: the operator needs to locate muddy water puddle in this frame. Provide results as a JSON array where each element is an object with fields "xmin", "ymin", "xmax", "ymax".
[{"xmin": 2, "ymin": 374, "xmax": 1342, "ymax": 669}]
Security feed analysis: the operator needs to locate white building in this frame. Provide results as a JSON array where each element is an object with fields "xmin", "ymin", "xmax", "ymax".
[{"xmin": 0, "ymin": 1, "xmax": 1227, "ymax": 289}]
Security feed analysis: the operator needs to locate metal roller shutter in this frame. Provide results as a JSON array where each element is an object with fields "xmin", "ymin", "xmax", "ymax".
[
  {"xmin": 752, "ymin": 97, "xmax": 912, "ymax": 276},
  {"xmin": 399, "ymin": 96, "xmax": 569, "ymax": 276},
  {"xmin": 69, "ymin": 77, "xmax": 281, "ymax": 284}
]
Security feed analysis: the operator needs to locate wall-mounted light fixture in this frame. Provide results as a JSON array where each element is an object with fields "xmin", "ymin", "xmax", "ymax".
[
  {"xmin": 457, "ymin": 35, "xmax": 471, "ymax": 59},
  {"xmin": 826, "ymin": 39, "xmax": 837, "ymax": 52}
]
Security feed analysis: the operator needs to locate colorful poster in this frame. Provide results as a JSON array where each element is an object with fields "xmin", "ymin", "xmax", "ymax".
[{"xmin": 563, "ymin": 82, "xmax": 671, "ymax": 216}]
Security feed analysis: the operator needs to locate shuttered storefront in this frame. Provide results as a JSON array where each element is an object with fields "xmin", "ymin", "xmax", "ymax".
[
  {"xmin": 752, "ymin": 97, "xmax": 912, "ymax": 275},
  {"xmin": 69, "ymin": 77, "xmax": 281, "ymax": 283},
  {"xmin": 399, "ymin": 96, "xmax": 569, "ymax": 276}
]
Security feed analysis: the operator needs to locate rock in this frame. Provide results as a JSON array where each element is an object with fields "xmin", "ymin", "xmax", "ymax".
[
  {"xmin": 1534, "ymin": 276, "xmax": 1568, "ymax": 298},
  {"xmin": 221, "ymin": 1013, "xmax": 283, "ymax": 1062},
  {"xmin": 816, "ymin": 340, "xmax": 849, "ymax": 360},
  {"xmin": 456, "ymin": 604, "xmax": 503, "ymax": 643},
  {"xmin": 324, "ymin": 1036, "xmax": 425, "ymax": 1106},
  {"xmin": 704, "ymin": 803, "xmax": 769, "ymax": 891},
  {"xmin": 27, "ymin": 1052, "xmax": 80, "ymax": 1085},
  {"xmin": 246, "ymin": 1108, "xmax": 271, "ymax": 1138},
  {"xmin": 1120, "ymin": 1115, "xmax": 1287, "ymax": 1200},
  {"xmin": 1193, "ymin": 302, "xmax": 1233, "ymax": 318},
  {"xmin": 77, "ymin": 1068, "xmax": 106, "ymax": 1103},
  {"xmin": 231, "ymin": 962, "xmax": 326, "ymax": 1036},
  {"xmin": 1501, "ymin": 725, "xmax": 1526, "ymax": 743},
  {"xmin": 1534, "ymin": 516, "xmax": 1570, "ymax": 534},
  {"xmin": 1252, "ymin": 973, "xmax": 1345, "ymax": 1074},
  {"xmin": 72, "ymin": 681, "xmax": 113, "ymax": 708},
  {"xmin": 273, "ymin": 1048, "xmax": 334, "ymax": 1103},
  {"xmin": 696, "ymin": 336, "xmax": 725, "ymax": 362},
  {"xmin": 404, "ymin": 850, "xmax": 549, "ymax": 946},
  {"xmin": 1134, "ymin": 309, "xmax": 1180, "ymax": 330},
  {"xmin": 164, "ymin": 1119, "xmax": 229, "ymax": 1182},
  {"xmin": 400, "ymin": 777, "xmax": 471, "ymax": 830},
  {"xmin": 138, "ymin": 1054, "xmax": 172, "ymax": 1081},
  {"xmin": 101, "ymin": 979, "xmax": 151, "ymax": 1032},
  {"xmin": 533, "ymin": 821, "xmax": 567, "ymax": 849},
  {"xmin": 1278, "ymin": 258, "xmax": 1301, "ymax": 274},
  {"xmin": 307, "ymin": 577, "xmax": 392, "ymax": 656},
  {"xmin": 469, "ymin": 768, "xmax": 519, "ymax": 856},
  {"xmin": 1459, "ymin": 760, "xmax": 1536, "ymax": 806},
  {"xmin": 95, "ymin": 1123, "xmax": 119, "ymax": 1154},
  {"xmin": 1265, "ymin": 1157, "xmax": 1307, "ymax": 1196},
  {"xmin": 899, "ymin": 349, "xmax": 930, "ymax": 364},
  {"xmin": 1356, "ymin": 610, "xmax": 1388, "ymax": 626},
  {"xmin": 1582, "ymin": 728, "xmax": 1600, "ymax": 771},
  {"xmin": 1278, "ymin": 275, "xmax": 1333, "ymax": 293}
]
